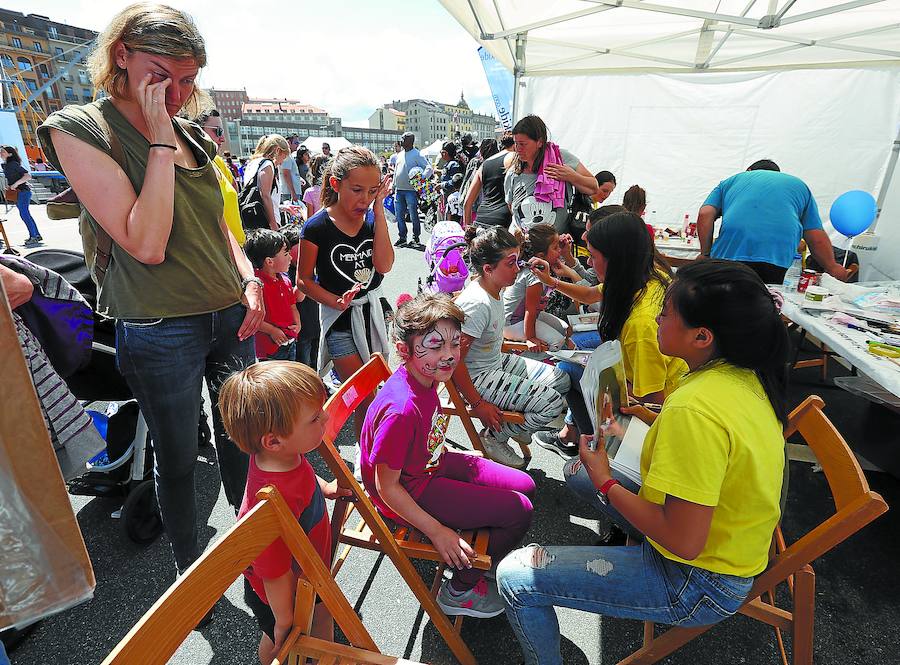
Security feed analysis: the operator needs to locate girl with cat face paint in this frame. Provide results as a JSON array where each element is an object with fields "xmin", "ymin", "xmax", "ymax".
[
  {"xmin": 359, "ymin": 294, "xmax": 536, "ymax": 619},
  {"xmin": 297, "ymin": 146, "xmax": 394, "ymax": 441}
]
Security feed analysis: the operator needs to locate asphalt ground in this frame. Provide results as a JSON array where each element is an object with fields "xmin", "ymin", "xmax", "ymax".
[{"xmin": 4, "ymin": 204, "xmax": 899, "ymax": 664}]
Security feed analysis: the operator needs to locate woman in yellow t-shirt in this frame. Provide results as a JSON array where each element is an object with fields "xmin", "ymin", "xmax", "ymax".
[
  {"xmin": 528, "ymin": 211, "xmax": 687, "ymax": 457},
  {"xmin": 497, "ymin": 261, "xmax": 789, "ymax": 665}
]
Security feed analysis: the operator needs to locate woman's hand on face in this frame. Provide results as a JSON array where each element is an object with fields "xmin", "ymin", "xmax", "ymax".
[
  {"xmin": 238, "ymin": 282, "xmax": 265, "ymax": 341},
  {"xmin": 137, "ymin": 73, "xmax": 177, "ymax": 146},
  {"xmin": 578, "ymin": 434, "xmax": 612, "ymax": 487},
  {"xmin": 543, "ymin": 163, "xmax": 576, "ymax": 182},
  {"xmin": 528, "ymin": 257, "xmax": 553, "ymax": 284}
]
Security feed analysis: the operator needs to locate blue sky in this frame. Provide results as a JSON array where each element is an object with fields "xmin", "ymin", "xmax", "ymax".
[{"xmin": 11, "ymin": 1, "xmax": 496, "ymax": 126}]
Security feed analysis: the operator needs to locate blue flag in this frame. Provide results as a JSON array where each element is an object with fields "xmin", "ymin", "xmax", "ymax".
[{"xmin": 479, "ymin": 47, "xmax": 514, "ymax": 131}]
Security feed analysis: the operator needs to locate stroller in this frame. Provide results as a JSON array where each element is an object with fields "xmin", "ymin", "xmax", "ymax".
[
  {"xmin": 422, "ymin": 221, "xmax": 469, "ymax": 295},
  {"xmin": 25, "ymin": 249, "xmax": 187, "ymax": 544}
]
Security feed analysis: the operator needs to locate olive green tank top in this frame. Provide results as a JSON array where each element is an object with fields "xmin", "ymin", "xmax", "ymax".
[{"xmin": 37, "ymin": 98, "xmax": 242, "ymax": 319}]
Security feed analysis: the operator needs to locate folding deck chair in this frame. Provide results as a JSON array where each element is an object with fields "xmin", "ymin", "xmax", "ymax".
[
  {"xmin": 318, "ymin": 353, "xmax": 491, "ymax": 665},
  {"xmin": 101, "ymin": 485, "xmax": 423, "ymax": 665},
  {"xmin": 618, "ymin": 395, "xmax": 888, "ymax": 665}
]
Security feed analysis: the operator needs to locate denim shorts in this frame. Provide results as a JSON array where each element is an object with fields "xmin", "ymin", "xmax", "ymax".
[{"xmin": 324, "ymin": 328, "xmax": 358, "ymax": 359}]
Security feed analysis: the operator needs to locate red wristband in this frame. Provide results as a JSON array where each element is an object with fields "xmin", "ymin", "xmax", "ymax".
[{"xmin": 598, "ymin": 478, "xmax": 621, "ymax": 497}]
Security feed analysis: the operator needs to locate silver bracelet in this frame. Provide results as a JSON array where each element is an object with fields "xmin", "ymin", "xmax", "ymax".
[{"xmin": 240, "ymin": 276, "xmax": 264, "ymax": 291}]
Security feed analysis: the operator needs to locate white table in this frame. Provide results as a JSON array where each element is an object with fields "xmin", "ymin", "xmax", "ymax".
[
  {"xmin": 776, "ymin": 287, "xmax": 900, "ymax": 401},
  {"xmin": 655, "ymin": 238, "xmax": 701, "ymax": 261}
]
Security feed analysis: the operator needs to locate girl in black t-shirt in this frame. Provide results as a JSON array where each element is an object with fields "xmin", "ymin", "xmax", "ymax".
[{"xmin": 297, "ymin": 146, "xmax": 394, "ymax": 438}]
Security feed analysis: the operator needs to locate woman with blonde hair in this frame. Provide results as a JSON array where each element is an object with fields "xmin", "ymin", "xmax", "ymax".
[
  {"xmin": 37, "ymin": 3, "xmax": 264, "ymax": 585},
  {"xmin": 241, "ymin": 133, "xmax": 290, "ymax": 231}
]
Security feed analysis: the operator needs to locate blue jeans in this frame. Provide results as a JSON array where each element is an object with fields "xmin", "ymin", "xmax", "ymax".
[
  {"xmin": 394, "ymin": 189, "xmax": 420, "ymax": 241},
  {"xmin": 497, "ymin": 540, "xmax": 753, "ymax": 665},
  {"xmin": 266, "ymin": 339, "xmax": 296, "ymax": 361},
  {"xmin": 563, "ymin": 331, "xmax": 601, "ymax": 427},
  {"xmin": 563, "ymin": 457, "xmax": 643, "ymax": 540},
  {"xmin": 16, "ymin": 189, "xmax": 41, "ymax": 238},
  {"xmin": 115, "ymin": 303, "xmax": 255, "ymax": 572}
]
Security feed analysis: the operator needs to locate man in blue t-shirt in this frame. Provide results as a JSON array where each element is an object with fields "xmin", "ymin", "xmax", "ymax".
[
  {"xmin": 392, "ymin": 132, "xmax": 431, "ymax": 250},
  {"xmin": 697, "ymin": 160, "xmax": 848, "ymax": 284}
]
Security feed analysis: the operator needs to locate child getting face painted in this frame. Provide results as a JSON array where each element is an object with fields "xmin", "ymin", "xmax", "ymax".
[{"xmin": 358, "ymin": 293, "xmax": 536, "ymax": 619}]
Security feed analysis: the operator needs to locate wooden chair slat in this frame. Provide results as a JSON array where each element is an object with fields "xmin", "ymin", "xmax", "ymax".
[{"xmin": 103, "ymin": 487, "xmax": 422, "ymax": 665}]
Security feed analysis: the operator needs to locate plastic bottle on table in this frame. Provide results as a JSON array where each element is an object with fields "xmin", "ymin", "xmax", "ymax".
[{"xmin": 783, "ymin": 254, "xmax": 803, "ymax": 291}]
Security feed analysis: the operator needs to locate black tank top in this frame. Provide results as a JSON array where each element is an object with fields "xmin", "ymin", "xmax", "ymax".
[{"xmin": 475, "ymin": 152, "xmax": 512, "ymax": 227}]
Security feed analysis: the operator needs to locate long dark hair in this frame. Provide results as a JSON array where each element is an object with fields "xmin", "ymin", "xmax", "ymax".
[
  {"xmin": 587, "ymin": 211, "xmax": 672, "ymax": 341},
  {"xmin": 511, "ymin": 115, "xmax": 548, "ymax": 175},
  {"xmin": 2, "ymin": 146, "xmax": 22, "ymax": 163},
  {"xmin": 464, "ymin": 225, "xmax": 519, "ymax": 276},
  {"xmin": 520, "ymin": 223, "xmax": 557, "ymax": 262},
  {"xmin": 666, "ymin": 260, "xmax": 790, "ymax": 426}
]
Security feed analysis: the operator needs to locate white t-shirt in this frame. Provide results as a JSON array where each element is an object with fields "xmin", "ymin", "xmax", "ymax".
[
  {"xmin": 280, "ymin": 151, "xmax": 303, "ymax": 200},
  {"xmin": 456, "ymin": 280, "xmax": 505, "ymax": 375}
]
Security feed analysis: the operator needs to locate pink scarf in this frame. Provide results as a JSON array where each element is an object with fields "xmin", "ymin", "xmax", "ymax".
[{"xmin": 534, "ymin": 142, "xmax": 566, "ymax": 209}]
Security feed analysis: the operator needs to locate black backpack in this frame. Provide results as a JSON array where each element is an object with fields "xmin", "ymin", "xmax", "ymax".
[
  {"xmin": 238, "ymin": 159, "xmax": 276, "ymax": 230},
  {"xmin": 565, "ymin": 189, "xmax": 593, "ymax": 238}
]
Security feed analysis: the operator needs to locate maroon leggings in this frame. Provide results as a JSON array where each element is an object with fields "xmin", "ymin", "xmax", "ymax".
[{"xmin": 414, "ymin": 452, "xmax": 535, "ymax": 590}]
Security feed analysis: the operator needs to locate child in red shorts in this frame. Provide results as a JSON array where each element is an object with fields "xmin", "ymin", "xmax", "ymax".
[{"xmin": 219, "ymin": 362, "xmax": 350, "ymax": 664}]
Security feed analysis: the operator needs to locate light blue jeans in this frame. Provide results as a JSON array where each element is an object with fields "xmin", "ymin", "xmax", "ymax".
[
  {"xmin": 563, "ymin": 457, "xmax": 643, "ymax": 540},
  {"xmin": 497, "ymin": 540, "xmax": 754, "ymax": 665},
  {"xmin": 393, "ymin": 189, "xmax": 420, "ymax": 241},
  {"xmin": 562, "ymin": 330, "xmax": 601, "ymax": 427}
]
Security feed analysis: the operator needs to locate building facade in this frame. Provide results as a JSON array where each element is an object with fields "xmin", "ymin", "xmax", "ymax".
[
  {"xmin": 342, "ymin": 126, "xmax": 402, "ymax": 154},
  {"xmin": 236, "ymin": 98, "xmax": 341, "ymax": 156},
  {"xmin": 0, "ymin": 9, "xmax": 96, "ymax": 153},
  {"xmin": 368, "ymin": 105, "xmax": 405, "ymax": 132},
  {"xmin": 390, "ymin": 93, "xmax": 497, "ymax": 147}
]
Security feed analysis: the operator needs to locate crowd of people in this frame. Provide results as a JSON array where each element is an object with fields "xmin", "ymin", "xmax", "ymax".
[{"xmin": 11, "ymin": 3, "xmax": 858, "ymax": 665}]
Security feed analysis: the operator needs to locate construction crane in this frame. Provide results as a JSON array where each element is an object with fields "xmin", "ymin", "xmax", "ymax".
[{"xmin": 0, "ymin": 38, "xmax": 95, "ymax": 159}]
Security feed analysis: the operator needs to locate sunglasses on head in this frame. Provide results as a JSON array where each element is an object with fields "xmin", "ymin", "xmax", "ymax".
[{"xmin": 204, "ymin": 126, "xmax": 224, "ymax": 137}]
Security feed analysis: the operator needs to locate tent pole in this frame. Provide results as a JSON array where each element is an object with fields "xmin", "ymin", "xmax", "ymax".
[
  {"xmin": 512, "ymin": 32, "xmax": 526, "ymax": 122},
  {"xmin": 874, "ymin": 124, "xmax": 900, "ymax": 230}
]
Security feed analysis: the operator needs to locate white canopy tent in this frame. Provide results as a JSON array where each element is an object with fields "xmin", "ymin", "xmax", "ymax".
[
  {"xmin": 439, "ymin": 0, "xmax": 900, "ymax": 277},
  {"xmin": 421, "ymin": 139, "xmax": 445, "ymax": 158}
]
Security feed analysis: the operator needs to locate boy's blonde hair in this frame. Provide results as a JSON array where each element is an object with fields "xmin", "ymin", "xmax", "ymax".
[
  {"xmin": 87, "ymin": 3, "xmax": 210, "ymax": 119},
  {"xmin": 393, "ymin": 293, "xmax": 465, "ymax": 345},
  {"xmin": 219, "ymin": 362, "xmax": 326, "ymax": 455}
]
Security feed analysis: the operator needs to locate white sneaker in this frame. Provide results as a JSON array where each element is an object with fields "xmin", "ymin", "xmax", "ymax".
[
  {"xmin": 480, "ymin": 432, "xmax": 527, "ymax": 469},
  {"xmin": 436, "ymin": 577, "xmax": 505, "ymax": 618}
]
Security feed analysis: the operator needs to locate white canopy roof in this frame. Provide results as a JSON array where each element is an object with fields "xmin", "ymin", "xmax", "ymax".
[
  {"xmin": 420, "ymin": 139, "xmax": 445, "ymax": 158},
  {"xmin": 439, "ymin": 0, "xmax": 900, "ymax": 75}
]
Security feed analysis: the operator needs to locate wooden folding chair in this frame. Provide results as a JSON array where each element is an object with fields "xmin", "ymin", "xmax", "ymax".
[
  {"xmin": 319, "ymin": 353, "xmax": 491, "ymax": 665},
  {"xmin": 618, "ymin": 395, "xmax": 888, "ymax": 665},
  {"xmin": 101, "ymin": 485, "xmax": 421, "ymax": 665},
  {"xmin": 439, "ymin": 339, "xmax": 531, "ymax": 460}
]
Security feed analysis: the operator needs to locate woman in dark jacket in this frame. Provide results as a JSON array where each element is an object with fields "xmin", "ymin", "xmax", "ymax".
[{"xmin": 1, "ymin": 146, "xmax": 42, "ymax": 245}]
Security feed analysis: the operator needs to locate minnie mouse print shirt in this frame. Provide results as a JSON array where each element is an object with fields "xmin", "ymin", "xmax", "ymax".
[{"xmin": 301, "ymin": 207, "xmax": 383, "ymax": 331}]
